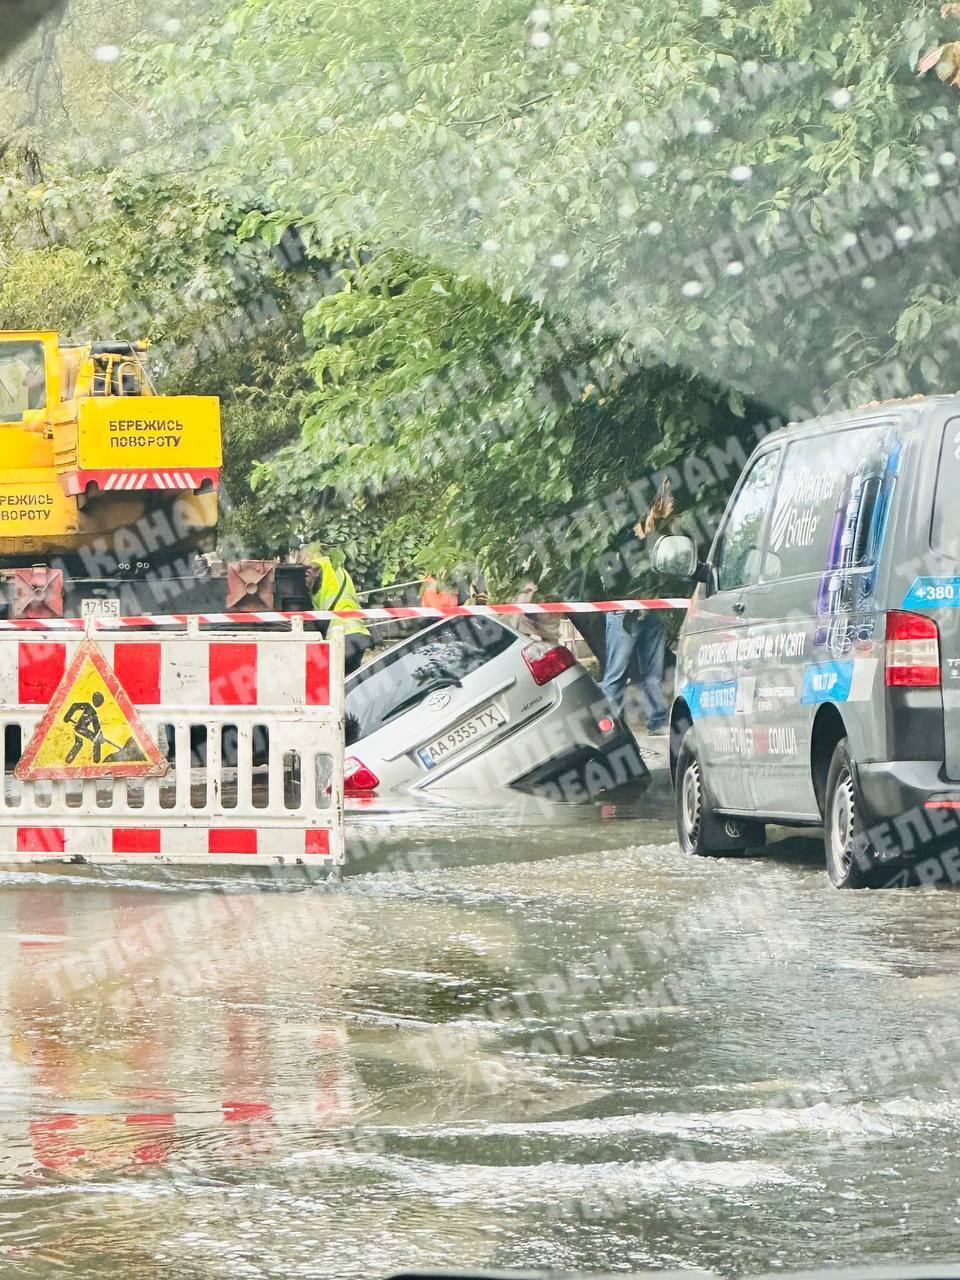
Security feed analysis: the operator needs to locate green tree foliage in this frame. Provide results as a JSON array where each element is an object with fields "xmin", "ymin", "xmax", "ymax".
[{"xmin": 5, "ymin": 0, "xmax": 960, "ymax": 591}]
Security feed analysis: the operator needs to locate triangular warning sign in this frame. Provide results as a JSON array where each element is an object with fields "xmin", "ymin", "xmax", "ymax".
[{"xmin": 16, "ymin": 639, "xmax": 168, "ymax": 781}]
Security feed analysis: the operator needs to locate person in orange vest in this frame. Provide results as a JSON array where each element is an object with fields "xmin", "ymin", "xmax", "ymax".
[{"xmin": 420, "ymin": 575, "xmax": 459, "ymax": 610}]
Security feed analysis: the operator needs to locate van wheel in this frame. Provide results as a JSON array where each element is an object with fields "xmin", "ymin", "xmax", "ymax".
[
  {"xmin": 824, "ymin": 739, "xmax": 876, "ymax": 889},
  {"xmin": 675, "ymin": 728, "xmax": 760, "ymax": 856}
]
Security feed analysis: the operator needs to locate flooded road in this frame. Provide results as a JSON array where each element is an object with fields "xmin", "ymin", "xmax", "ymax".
[{"xmin": 2, "ymin": 760, "xmax": 960, "ymax": 1278}]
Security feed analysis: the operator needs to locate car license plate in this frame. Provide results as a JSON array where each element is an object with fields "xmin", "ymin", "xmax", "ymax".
[
  {"xmin": 81, "ymin": 598, "xmax": 121, "ymax": 619},
  {"xmin": 417, "ymin": 706, "xmax": 506, "ymax": 768}
]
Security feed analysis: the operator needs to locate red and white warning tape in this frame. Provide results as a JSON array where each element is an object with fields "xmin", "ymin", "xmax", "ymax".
[{"xmin": 0, "ymin": 598, "xmax": 691, "ymax": 630}]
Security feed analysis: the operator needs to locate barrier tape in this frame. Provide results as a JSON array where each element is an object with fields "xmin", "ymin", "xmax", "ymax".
[{"xmin": 0, "ymin": 598, "xmax": 691, "ymax": 630}]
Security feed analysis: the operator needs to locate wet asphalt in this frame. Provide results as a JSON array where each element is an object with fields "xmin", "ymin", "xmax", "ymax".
[{"xmin": 1, "ymin": 739, "xmax": 960, "ymax": 1278}]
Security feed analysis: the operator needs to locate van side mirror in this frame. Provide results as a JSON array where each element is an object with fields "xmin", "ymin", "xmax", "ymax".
[{"xmin": 652, "ymin": 533, "xmax": 698, "ymax": 578}]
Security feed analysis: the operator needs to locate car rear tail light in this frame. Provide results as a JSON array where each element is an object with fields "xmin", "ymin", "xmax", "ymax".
[
  {"xmin": 522, "ymin": 640, "xmax": 577, "ymax": 685},
  {"xmin": 344, "ymin": 756, "xmax": 379, "ymax": 794},
  {"xmin": 597, "ymin": 716, "xmax": 616, "ymax": 734},
  {"xmin": 884, "ymin": 610, "xmax": 941, "ymax": 687}
]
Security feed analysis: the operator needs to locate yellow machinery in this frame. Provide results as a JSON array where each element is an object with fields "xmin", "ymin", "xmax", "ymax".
[
  {"xmin": 0, "ymin": 330, "xmax": 220, "ymax": 560},
  {"xmin": 0, "ymin": 331, "xmax": 311, "ymax": 619}
]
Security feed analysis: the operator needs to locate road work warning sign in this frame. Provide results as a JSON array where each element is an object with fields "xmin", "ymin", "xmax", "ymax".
[{"xmin": 16, "ymin": 640, "xmax": 168, "ymax": 780}]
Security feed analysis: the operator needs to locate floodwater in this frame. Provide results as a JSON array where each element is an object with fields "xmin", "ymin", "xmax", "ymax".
[{"xmin": 2, "ymin": 755, "xmax": 960, "ymax": 1278}]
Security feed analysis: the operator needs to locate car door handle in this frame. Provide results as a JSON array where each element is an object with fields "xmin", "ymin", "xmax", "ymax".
[{"xmin": 731, "ymin": 601, "xmax": 746, "ymax": 614}]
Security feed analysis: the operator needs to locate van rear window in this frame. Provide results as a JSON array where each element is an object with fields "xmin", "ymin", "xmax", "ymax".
[
  {"xmin": 932, "ymin": 418, "xmax": 960, "ymax": 555},
  {"xmin": 344, "ymin": 616, "xmax": 517, "ymax": 743}
]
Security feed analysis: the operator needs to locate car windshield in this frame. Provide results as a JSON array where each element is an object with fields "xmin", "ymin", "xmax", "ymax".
[{"xmin": 6, "ymin": 3, "xmax": 960, "ymax": 1279}]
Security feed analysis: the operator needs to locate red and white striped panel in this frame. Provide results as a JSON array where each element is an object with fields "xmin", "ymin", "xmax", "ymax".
[
  {"xmin": 6, "ymin": 826, "xmax": 334, "ymax": 863},
  {"xmin": 0, "ymin": 631, "xmax": 344, "ymax": 868},
  {"xmin": 60, "ymin": 468, "xmax": 221, "ymax": 496},
  {"xmin": 0, "ymin": 637, "xmax": 333, "ymax": 709}
]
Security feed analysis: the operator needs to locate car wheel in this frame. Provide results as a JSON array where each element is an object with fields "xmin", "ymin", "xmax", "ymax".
[
  {"xmin": 824, "ymin": 738, "xmax": 877, "ymax": 889},
  {"xmin": 675, "ymin": 728, "xmax": 761, "ymax": 856}
]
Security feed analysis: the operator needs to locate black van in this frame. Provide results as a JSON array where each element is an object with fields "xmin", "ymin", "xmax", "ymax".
[{"xmin": 654, "ymin": 396, "xmax": 960, "ymax": 888}]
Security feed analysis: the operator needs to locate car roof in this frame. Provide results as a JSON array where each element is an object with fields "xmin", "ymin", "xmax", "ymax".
[{"xmin": 760, "ymin": 393, "xmax": 960, "ymax": 450}]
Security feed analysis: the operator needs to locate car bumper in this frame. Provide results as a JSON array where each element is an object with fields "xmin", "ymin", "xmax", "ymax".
[
  {"xmin": 857, "ymin": 759, "xmax": 948, "ymax": 820},
  {"xmin": 416, "ymin": 673, "xmax": 648, "ymax": 797}
]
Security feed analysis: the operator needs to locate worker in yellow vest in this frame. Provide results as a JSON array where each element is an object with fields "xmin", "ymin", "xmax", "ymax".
[{"xmin": 305, "ymin": 545, "xmax": 372, "ymax": 674}]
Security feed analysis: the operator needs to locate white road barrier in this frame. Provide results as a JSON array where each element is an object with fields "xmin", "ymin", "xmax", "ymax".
[{"xmin": 0, "ymin": 625, "xmax": 344, "ymax": 868}]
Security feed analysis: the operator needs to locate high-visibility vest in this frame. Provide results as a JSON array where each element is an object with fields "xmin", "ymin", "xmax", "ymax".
[
  {"xmin": 420, "ymin": 576, "xmax": 458, "ymax": 609},
  {"xmin": 311, "ymin": 557, "xmax": 370, "ymax": 638}
]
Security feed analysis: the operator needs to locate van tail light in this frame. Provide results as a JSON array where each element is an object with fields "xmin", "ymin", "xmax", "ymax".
[
  {"xmin": 344, "ymin": 756, "xmax": 379, "ymax": 794},
  {"xmin": 522, "ymin": 640, "xmax": 576, "ymax": 685},
  {"xmin": 884, "ymin": 611, "xmax": 941, "ymax": 687}
]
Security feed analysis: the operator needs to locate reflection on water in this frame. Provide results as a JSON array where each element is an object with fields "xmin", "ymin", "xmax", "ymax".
[{"xmin": 1, "ymin": 796, "xmax": 960, "ymax": 1277}]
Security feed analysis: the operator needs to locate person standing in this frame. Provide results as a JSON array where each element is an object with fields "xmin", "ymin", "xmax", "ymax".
[
  {"xmin": 601, "ymin": 610, "xmax": 668, "ymax": 731},
  {"xmin": 599, "ymin": 479, "xmax": 673, "ymax": 733},
  {"xmin": 305, "ymin": 545, "xmax": 372, "ymax": 675}
]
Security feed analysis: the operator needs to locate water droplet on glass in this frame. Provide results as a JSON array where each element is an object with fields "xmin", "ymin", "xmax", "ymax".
[
  {"xmin": 839, "ymin": 231, "xmax": 858, "ymax": 250},
  {"xmin": 529, "ymin": 30, "xmax": 551, "ymax": 48},
  {"xmin": 163, "ymin": 17, "xmax": 182, "ymax": 34},
  {"xmin": 893, "ymin": 224, "xmax": 914, "ymax": 244},
  {"xmin": 677, "ymin": 167, "xmax": 695, "ymax": 182},
  {"xmin": 681, "ymin": 280, "xmax": 705, "ymax": 298},
  {"xmin": 646, "ymin": 220, "xmax": 663, "ymax": 236},
  {"xmin": 562, "ymin": 61, "xmax": 580, "ymax": 76},
  {"xmin": 725, "ymin": 260, "xmax": 744, "ymax": 276},
  {"xmin": 830, "ymin": 87, "xmax": 852, "ymax": 109},
  {"xmin": 634, "ymin": 160, "xmax": 657, "ymax": 178},
  {"xmin": 482, "ymin": 239, "xmax": 500, "ymax": 254},
  {"xmin": 528, "ymin": 6, "xmax": 551, "ymax": 22},
  {"xmin": 549, "ymin": 252, "xmax": 570, "ymax": 269},
  {"xmin": 729, "ymin": 164, "xmax": 753, "ymax": 182},
  {"xmin": 921, "ymin": 171, "xmax": 940, "ymax": 188},
  {"xmin": 693, "ymin": 118, "xmax": 714, "ymax": 135},
  {"xmin": 93, "ymin": 44, "xmax": 121, "ymax": 63},
  {"xmin": 939, "ymin": 151, "xmax": 958, "ymax": 167},
  {"xmin": 861, "ymin": 275, "xmax": 877, "ymax": 290},
  {"xmin": 624, "ymin": 120, "xmax": 642, "ymax": 137}
]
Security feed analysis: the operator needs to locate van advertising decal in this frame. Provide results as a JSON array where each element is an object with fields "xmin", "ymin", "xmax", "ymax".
[
  {"xmin": 680, "ymin": 680, "xmax": 737, "ymax": 718},
  {"xmin": 800, "ymin": 658, "xmax": 877, "ymax": 704},
  {"xmin": 902, "ymin": 576, "xmax": 960, "ymax": 609},
  {"xmin": 801, "ymin": 660, "xmax": 854, "ymax": 704},
  {"xmin": 812, "ymin": 429, "xmax": 900, "ymax": 657}
]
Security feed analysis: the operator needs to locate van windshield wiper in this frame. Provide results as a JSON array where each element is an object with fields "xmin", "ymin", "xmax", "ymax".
[{"xmin": 383, "ymin": 678, "xmax": 463, "ymax": 722}]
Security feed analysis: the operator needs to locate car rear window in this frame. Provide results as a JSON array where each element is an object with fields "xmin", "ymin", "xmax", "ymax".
[
  {"xmin": 344, "ymin": 617, "xmax": 517, "ymax": 744},
  {"xmin": 932, "ymin": 418, "xmax": 960, "ymax": 555}
]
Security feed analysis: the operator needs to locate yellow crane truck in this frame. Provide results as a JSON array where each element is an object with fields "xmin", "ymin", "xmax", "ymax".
[{"xmin": 0, "ymin": 330, "xmax": 309, "ymax": 618}]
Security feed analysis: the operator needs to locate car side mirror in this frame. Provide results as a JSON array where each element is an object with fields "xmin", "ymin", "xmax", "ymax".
[{"xmin": 652, "ymin": 533, "xmax": 698, "ymax": 578}]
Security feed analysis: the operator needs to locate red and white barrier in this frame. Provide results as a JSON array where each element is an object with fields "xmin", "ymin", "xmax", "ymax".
[
  {"xmin": 0, "ymin": 629, "xmax": 344, "ymax": 869},
  {"xmin": 0, "ymin": 598, "xmax": 691, "ymax": 630},
  {"xmin": 0, "ymin": 636, "xmax": 333, "ymax": 707}
]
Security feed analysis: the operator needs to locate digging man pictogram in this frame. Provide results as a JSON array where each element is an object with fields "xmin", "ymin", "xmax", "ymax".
[
  {"xmin": 63, "ymin": 691, "xmax": 143, "ymax": 765},
  {"xmin": 64, "ymin": 691, "xmax": 110, "ymax": 764}
]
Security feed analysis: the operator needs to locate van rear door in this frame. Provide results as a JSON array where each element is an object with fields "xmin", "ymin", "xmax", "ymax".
[{"xmin": 920, "ymin": 417, "xmax": 960, "ymax": 779}]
